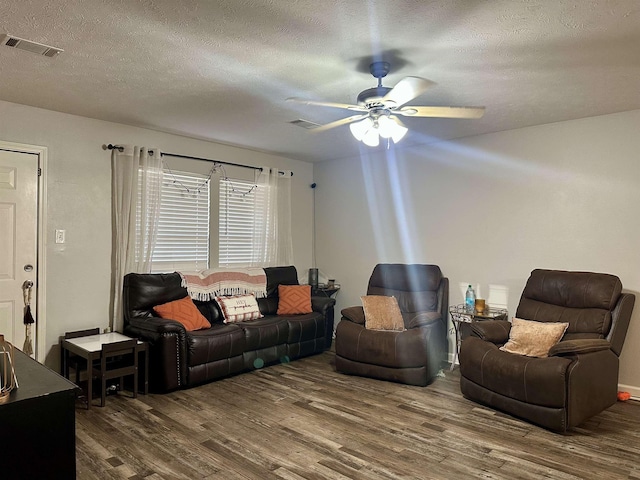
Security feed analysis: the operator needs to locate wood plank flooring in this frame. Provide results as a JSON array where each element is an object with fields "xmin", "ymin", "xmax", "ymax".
[{"xmin": 76, "ymin": 352, "xmax": 640, "ymax": 479}]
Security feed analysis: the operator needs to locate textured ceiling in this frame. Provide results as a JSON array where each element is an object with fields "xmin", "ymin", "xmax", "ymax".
[{"xmin": 1, "ymin": 1, "xmax": 640, "ymax": 162}]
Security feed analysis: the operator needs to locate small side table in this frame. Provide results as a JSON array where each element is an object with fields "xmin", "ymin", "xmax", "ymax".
[
  {"xmin": 312, "ymin": 285, "xmax": 340, "ymax": 298},
  {"xmin": 449, "ymin": 303, "xmax": 508, "ymax": 371},
  {"xmin": 61, "ymin": 332, "xmax": 149, "ymax": 409}
]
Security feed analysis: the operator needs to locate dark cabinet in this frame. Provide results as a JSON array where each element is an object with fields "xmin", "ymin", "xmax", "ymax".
[{"xmin": 0, "ymin": 348, "xmax": 78, "ymax": 479}]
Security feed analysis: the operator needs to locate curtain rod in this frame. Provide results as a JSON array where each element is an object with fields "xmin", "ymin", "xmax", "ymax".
[{"xmin": 105, "ymin": 144, "xmax": 292, "ymax": 176}]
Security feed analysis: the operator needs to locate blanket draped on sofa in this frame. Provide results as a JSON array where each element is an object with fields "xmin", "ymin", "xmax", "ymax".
[{"xmin": 178, "ymin": 267, "xmax": 267, "ymax": 301}]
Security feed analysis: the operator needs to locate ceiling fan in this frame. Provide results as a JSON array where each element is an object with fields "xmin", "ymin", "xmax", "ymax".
[{"xmin": 287, "ymin": 61, "xmax": 485, "ymax": 147}]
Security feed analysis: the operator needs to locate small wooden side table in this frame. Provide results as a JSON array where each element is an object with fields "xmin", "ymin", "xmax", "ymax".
[
  {"xmin": 449, "ymin": 303, "xmax": 508, "ymax": 371},
  {"xmin": 61, "ymin": 332, "xmax": 149, "ymax": 409}
]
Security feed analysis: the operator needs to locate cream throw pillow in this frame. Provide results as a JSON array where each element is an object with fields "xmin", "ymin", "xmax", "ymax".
[
  {"xmin": 500, "ymin": 317, "xmax": 569, "ymax": 358},
  {"xmin": 216, "ymin": 294, "xmax": 263, "ymax": 323},
  {"xmin": 361, "ymin": 295, "xmax": 405, "ymax": 332}
]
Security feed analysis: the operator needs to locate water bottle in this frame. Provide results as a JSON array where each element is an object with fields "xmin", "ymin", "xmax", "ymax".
[{"xmin": 465, "ymin": 285, "xmax": 476, "ymax": 311}]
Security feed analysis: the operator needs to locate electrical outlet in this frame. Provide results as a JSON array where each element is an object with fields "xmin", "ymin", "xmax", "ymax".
[{"xmin": 55, "ymin": 229, "xmax": 65, "ymax": 244}]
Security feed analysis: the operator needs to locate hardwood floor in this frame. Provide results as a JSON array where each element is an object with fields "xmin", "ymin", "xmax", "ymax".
[{"xmin": 76, "ymin": 351, "xmax": 640, "ymax": 479}]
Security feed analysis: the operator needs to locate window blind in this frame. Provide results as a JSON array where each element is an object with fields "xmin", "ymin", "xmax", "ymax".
[
  {"xmin": 150, "ymin": 170, "xmax": 210, "ymax": 273},
  {"xmin": 219, "ymin": 178, "xmax": 266, "ymax": 267}
]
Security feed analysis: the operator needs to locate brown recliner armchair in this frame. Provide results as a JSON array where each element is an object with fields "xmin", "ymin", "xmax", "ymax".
[
  {"xmin": 459, "ymin": 269, "xmax": 635, "ymax": 432},
  {"xmin": 335, "ymin": 264, "xmax": 448, "ymax": 386}
]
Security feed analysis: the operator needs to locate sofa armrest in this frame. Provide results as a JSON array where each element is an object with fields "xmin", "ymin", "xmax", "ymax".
[
  {"xmin": 127, "ymin": 315, "xmax": 186, "ymax": 337},
  {"xmin": 341, "ymin": 306, "xmax": 365, "ymax": 325},
  {"xmin": 312, "ymin": 296, "xmax": 336, "ymax": 315},
  {"xmin": 125, "ymin": 315, "xmax": 187, "ymax": 392},
  {"xmin": 549, "ymin": 339, "xmax": 612, "ymax": 357},
  {"xmin": 469, "ymin": 320, "xmax": 511, "ymax": 344}
]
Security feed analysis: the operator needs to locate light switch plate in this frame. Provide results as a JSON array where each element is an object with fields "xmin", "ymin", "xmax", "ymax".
[{"xmin": 55, "ymin": 229, "xmax": 65, "ymax": 244}]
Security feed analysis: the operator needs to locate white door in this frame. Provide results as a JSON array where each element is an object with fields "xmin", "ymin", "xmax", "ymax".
[{"xmin": 0, "ymin": 149, "xmax": 38, "ymax": 355}]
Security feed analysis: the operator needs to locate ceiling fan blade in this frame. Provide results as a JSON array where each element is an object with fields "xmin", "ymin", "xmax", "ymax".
[
  {"xmin": 397, "ymin": 105, "xmax": 485, "ymax": 119},
  {"xmin": 287, "ymin": 97, "xmax": 366, "ymax": 112},
  {"xmin": 310, "ymin": 114, "xmax": 369, "ymax": 133},
  {"xmin": 382, "ymin": 77, "xmax": 435, "ymax": 107},
  {"xmin": 391, "ymin": 115, "xmax": 407, "ymax": 128}
]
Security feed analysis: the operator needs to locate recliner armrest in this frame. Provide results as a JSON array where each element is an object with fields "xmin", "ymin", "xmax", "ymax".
[
  {"xmin": 407, "ymin": 312, "xmax": 441, "ymax": 329},
  {"xmin": 470, "ymin": 320, "xmax": 511, "ymax": 344},
  {"xmin": 548, "ymin": 339, "xmax": 611, "ymax": 357},
  {"xmin": 341, "ymin": 306, "xmax": 365, "ymax": 325},
  {"xmin": 127, "ymin": 315, "xmax": 186, "ymax": 336}
]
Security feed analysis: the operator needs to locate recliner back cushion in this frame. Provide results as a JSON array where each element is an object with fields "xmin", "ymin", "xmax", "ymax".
[
  {"xmin": 515, "ymin": 269, "xmax": 622, "ymax": 338},
  {"xmin": 367, "ymin": 287, "xmax": 438, "ymax": 313},
  {"xmin": 123, "ymin": 272, "xmax": 224, "ymax": 325},
  {"xmin": 263, "ymin": 266, "xmax": 299, "ymax": 297},
  {"xmin": 367, "ymin": 264, "xmax": 442, "ymax": 313},
  {"xmin": 124, "ymin": 273, "xmax": 187, "ymax": 320}
]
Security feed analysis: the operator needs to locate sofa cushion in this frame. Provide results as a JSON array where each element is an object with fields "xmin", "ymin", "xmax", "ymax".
[
  {"xmin": 194, "ymin": 299, "xmax": 224, "ymax": 324},
  {"xmin": 187, "ymin": 324, "xmax": 246, "ymax": 366},
  {"xmin": 237, "ymin": 316, "xmax": 289, "ymax": 350},
  {"xmin": 361, "ymin": 295, "xmax": 405, "ymax": 331},
  {"xmin": 277, "ymin": 285, "xmax": 312, "ymax": 315},
  {"xmin": 153, "ymin": 296, "xmax": 211, "ymax": 331},
  {"xmin": 216, "ymin": 294, "xmax": 263, "ymax": 323},
  {"xmin": 499, "ymin": 318, "xmax": 568, "ymax": 358},
  {"xmin": 286, "ymin": 312, "xmax": 326, "ymax": 344}
]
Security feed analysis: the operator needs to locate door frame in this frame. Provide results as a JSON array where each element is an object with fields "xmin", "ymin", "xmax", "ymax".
[{"xmin": 0, "ymin": 140, "xmax": 47, "ymax": 361}]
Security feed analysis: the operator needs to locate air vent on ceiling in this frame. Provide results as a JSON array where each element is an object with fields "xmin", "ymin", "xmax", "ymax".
[
  {"xmin": 289, "ymin": 119, "xmax": 321, "ymax": 130},
  {"xmin": 0, "ymin": 33, "xmax": 63, "ymax": 57}
]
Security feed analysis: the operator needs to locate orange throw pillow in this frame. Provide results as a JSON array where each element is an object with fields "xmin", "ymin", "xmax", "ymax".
[
  {"xmin": 153, "ymin": 296, "xmax": 211, "ymax": 331},
  {"xmin": 277, "ymin": 285, "xmax": 312, "ymax": 315}
]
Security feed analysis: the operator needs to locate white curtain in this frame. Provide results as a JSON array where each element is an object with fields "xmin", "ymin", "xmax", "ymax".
[
  {"xmin": 252, "ymin": 167, "xmax": 293, "ymax": 267},
  {"xmin": 111, "ymin": 146, "xmax": 163, "ymax": 332}
]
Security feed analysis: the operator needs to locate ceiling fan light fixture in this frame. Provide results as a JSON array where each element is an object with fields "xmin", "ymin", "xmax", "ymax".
[
  {"xmin": 377, "ymin": 115, "xmax": 408, "ymax": 143},
  {"xmin": 377, "ymin": 115, "xmax": 397, "ymax": 139},
  {"xmin": 390, "ymin": 119, "xmax": 408, "ymax": 143},
  {"xmin": 362, "ymin": 127, "xmax": 380, "ymax": 147},
  {"xmin": 349, "ymin": 117, "xmax": 372, "ymax": 141}
]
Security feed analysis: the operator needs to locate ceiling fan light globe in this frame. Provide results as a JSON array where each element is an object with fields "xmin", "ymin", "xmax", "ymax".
[
  {"xmin": 390, "ymin": 123, "xmax": 408, "ymax": 143},
  {"xmin": 349, "ymin": 118, "xmax": 372, "ymax": 141},
  {"xmin": 377, "ymin": 115, "xmax": 395, "ymax": 138},
  {"xmin": 362, "ymin": 128, "xmax": 380, "ymax": 147}
]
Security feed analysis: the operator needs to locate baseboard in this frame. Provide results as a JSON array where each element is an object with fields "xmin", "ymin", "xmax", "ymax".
[{"xmin": 617, "ymin": 383, "xmax": 640, "ymax": 401}]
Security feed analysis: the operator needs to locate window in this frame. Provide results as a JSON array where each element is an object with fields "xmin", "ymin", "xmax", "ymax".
[
  {"xmin": 218, "ymin": 177, "xmax": 266, "ymax": 267},
  {"xmin": 150, "ymin": 170, "xmax": 210, "ymax": 273}
]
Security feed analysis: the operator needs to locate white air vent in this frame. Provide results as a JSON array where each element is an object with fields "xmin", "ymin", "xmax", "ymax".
[
  {"xmin": 0, "ymin": 33, "xmax": 63, "ymax": 57},
  {"xmin": 289, "ymin": 119, "xmax": 321, "ymax": 130}
]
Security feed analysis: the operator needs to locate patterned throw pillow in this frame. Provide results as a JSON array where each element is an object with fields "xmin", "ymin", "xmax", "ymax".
[
  {"xmin": 216, "ymin": 294, "xmax": 263, "ymax": 323},
  {"xmin": 277, "ymin": 285, "xmax": 313, "ymax": 315},
  {"xmin": 361, "ymin": 295, "xmax": 405, "ymax": 331},
  {"xmin": 153, "ymin": 296, "xmax": 211, "ymax": 331}
]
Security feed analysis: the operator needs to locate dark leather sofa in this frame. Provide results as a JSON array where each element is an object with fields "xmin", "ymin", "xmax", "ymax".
[
  {"xmin": 335, "ymin": 264, "xmax": 448, "ymax": 386},
  {"xmin": 123, "ymin": 266, "xmax": 335, "ymax": 392},
  {"xmin": 460, "ymin": 269, "xmax": 635, "ymax": 432}
]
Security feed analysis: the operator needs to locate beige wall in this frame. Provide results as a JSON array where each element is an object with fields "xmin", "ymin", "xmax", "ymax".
[
  {"xmin": 0, "ymin": 100, "xmax": 314, "ymax": 369},
  {"xmin": 313, "ymin": 109, "xmax": 640, "ymax": 396}
]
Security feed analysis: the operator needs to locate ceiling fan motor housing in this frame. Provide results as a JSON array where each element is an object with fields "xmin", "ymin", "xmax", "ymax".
[
  {"xmin": 357, "ymin": 86, "xmax": 392, "ymax": 107},
  {"xmin": 369, "ymin": 61, "xmax": 391, "ymax": 79}
]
